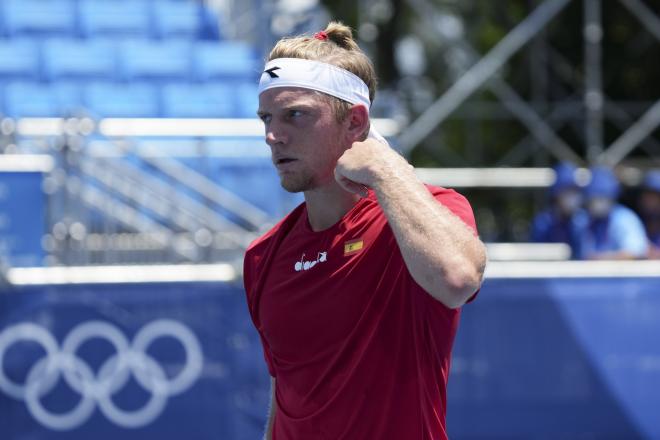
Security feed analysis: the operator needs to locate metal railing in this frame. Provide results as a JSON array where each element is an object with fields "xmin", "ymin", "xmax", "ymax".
[{"xmin": 2, "ymin": 116, "xmax": 399, "ymax": 266}]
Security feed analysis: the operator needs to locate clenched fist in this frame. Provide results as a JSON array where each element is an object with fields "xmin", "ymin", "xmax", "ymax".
[{"xmin": 334, "ymin": 138, "xmax": 414, "ymax": 197}]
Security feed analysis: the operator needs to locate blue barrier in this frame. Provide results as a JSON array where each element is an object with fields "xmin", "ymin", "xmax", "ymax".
[
  {"xmin": 0, "ymin": 274, "xmax": 659, "ymax": 439},
  {"xmin": 0, "ymin": 172, "xmax": 45, "ymax": 267},
  {"xmin": 0, "ymin": 282, "xmax": 269, "ymax": 440},
  {"xmin": 448, "ymin": 276, "xmax": 660, "ymax": 440}
]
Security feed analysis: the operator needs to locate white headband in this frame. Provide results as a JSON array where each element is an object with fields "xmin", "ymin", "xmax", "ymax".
[
  {"xmin": 258, "ymin": 58, "xmax": 371, "ymax": 108},
  {"xmin": 257, "ymin": 58, "xmax": 387, "ymax": 144}
]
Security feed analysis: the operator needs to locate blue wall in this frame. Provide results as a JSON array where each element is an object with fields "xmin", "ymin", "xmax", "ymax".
[
  {"xmin": 0, "ymin": 282, "xmax": 269, "ymax": 440},
  {"xmin": 449, "ymin": 277, "xmax": 660, "ymax": 440},
  {"xmin": 0, "ymin": 276, "xmax": 659, "ymax": 439}
]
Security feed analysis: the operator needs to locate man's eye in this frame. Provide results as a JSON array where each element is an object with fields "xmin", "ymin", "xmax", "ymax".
[
  {"xmin": 288, "ymin": 110, "xmax": 302, "ymax": 118},
  {"xmin": 259, "ymin": 114, "xmax": 271, "ymax": 123}
]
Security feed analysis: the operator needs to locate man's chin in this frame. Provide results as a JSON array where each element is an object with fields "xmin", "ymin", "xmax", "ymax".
[
  {"xmin": 282, "ymin": 186, "xmax": 303, "ymax": 194},
  {"xmin": 280, "ymin": 178, "xmax": 314, "ymax": 194}
]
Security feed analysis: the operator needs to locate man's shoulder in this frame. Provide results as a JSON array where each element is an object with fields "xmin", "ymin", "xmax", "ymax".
[
  {"xmin": 425, "ymin": 183, "xmax": 461, "ymax": 197},
  {"xmin": 424, "ymin": 184, "xmax": 477, "ymax": 231},
  {"xmin": 425, "ymin": 184, "xmax": 472, "ymax": 207}
]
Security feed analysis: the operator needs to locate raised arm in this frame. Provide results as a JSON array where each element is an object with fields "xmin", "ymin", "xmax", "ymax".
[{"xmin": 335, "ymin": 139, "xmax": 487, "ymax": 308}]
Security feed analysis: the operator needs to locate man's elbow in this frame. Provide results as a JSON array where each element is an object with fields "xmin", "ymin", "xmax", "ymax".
[
  {"xmin": 439, "ymin": 275, "xmax": 482, "ymax": 309},
  {"xmin": 431, "ymin": 259, "xmax": 485, "ymax": 309}
]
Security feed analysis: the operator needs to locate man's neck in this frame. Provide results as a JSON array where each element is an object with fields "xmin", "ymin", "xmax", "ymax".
[{"xmin": 303, "ymin": 182, "xmax": 361, "ymax": 232}]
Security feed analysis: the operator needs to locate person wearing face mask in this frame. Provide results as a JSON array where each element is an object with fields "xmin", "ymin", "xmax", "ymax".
[
  {"xmin": 531, "ymin": 162, "xmax": 588, "ymax": 258},
  {"xmin": 579, "ymin": 166, "xmax": 648, "ymax": 260},
  {"xmin": 638, "ymin": 170, "xmax": 660, "ymax": 259}
]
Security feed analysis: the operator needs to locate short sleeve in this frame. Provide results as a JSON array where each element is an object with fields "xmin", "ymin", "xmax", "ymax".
[
  {"xmin": 428, "ymin": 185, "xmax": 478, "ymax": 234},
  {"xmin": 427, "ymin": 185, "xmax": 481, "ymax": 303}
]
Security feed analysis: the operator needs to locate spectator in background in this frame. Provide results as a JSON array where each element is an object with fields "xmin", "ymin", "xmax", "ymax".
[
  {"xmin": 578, "ymin": 166, "xmax": 648, "ymax": 260},
  {"xmin": 638, "ymin": 170, "xmax": 660, "ymax": 259},
  {"xmin": 531, "ymin": 162, "xmax": 587, "ymax": 258}
]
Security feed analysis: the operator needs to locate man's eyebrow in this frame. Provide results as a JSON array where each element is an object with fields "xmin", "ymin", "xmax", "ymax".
[
  {"xmin": 257, "ymin": 103, "xmax": 315, "ymax": 117},
  {"xmin": 281, "ymin": 103, "xmax": 316, "ymax": 113}
]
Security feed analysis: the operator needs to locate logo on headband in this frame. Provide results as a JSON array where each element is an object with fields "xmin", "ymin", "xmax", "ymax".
[{"xmin": 264, "ymin": 66, "xmax": 281, "ymax": 78}]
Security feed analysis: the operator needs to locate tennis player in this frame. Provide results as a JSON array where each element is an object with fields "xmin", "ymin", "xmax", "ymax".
[{"xmin": 243, "ymin": 21, "xmax": 487, "ymax": 440}]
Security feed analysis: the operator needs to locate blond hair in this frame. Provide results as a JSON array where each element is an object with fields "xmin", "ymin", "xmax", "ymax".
[{"xmin": 268, "ymin": 21, "xmax": 377, "ymax": 122}]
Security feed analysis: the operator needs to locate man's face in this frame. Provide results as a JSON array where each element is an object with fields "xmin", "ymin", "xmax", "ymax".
[{"xmin": 257, "ymin": 87, "xmax": 348, "ymax": 193}]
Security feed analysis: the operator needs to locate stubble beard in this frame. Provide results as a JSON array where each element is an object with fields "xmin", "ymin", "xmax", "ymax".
[
  {"xmin": 277, "ymin": 151, "xmax": 341, "ymax": 193},
  {"xmin": 279, "ymin": 172, "xmax": 316, "ymax": 193}
]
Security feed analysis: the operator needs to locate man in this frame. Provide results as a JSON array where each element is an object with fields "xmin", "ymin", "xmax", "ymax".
[
  {"xmin": 531, "ymin": 161, "xmax": 588, "ymax": 258},
  {"xmin": 243, "ymin": 22, "xmax": 486, "ymax": 440},
  {"xmin": 578, "ymin": 166, "xmax": 648, "ymax": 260}
]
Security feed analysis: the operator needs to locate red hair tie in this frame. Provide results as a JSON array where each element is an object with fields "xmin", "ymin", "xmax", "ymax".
[{"xmin": 314, "ymin": 31, "xmax": 328, "ymax": 41}]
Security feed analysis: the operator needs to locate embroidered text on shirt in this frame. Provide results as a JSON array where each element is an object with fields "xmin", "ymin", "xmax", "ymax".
[{"xmin": 294, "ymin": 251, "xmax": 328, "ymax": 272}]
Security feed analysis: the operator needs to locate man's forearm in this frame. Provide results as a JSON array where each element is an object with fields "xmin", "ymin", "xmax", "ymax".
[
  {"xmin": 334, "ymin": 138, "xmax": 486, "ymax": 307},
  {"xmin": 372, "ymin": 168, "xmax": 486, "ymax": 308}
]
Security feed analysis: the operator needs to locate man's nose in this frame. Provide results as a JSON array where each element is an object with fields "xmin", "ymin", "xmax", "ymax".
[{"xmin": 265, "ymin": 122, "xmax": 287, "ymax": 147}]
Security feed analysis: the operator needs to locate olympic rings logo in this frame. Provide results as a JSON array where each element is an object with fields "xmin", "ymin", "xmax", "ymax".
[{"xmin": 0, "ymin": 320, "xmax": 204, "ymax": 431}]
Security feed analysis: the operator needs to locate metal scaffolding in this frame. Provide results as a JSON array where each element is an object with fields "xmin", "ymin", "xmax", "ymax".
[{"xmin": 394, "ymin": 0, "xmax": 660, "ymax": 168}]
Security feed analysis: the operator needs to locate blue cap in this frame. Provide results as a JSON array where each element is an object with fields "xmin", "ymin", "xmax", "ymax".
[
  {"xmin": 642, "ymin": 170, "xmax": 660, "ymax": 193},
  {"xmin": 550, "ymin": 162, "xmax": 579, "ymax": 197},
  {"xmin": 584, "ymin": 166, "xmax": 620, "ymax": 200}
]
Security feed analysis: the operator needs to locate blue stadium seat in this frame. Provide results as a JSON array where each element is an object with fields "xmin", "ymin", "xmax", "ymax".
[
  {"xmin": 0, "ymin": 39, "xmax": 40, "ymax": 80},
  {"xmin": 198, "ymin": 3, "xmax": 223, "ymax": 41},
  {"xmin": 42, "ymin": 38, "xmax": 117, "ymax": 81},
  {"xmin": 119, "ymin": 39, "xmax": 192, "ymax": 81},
  {"xmin": 152, "ymin": 1, "xmax": 202, "ymax": 39},
  {"xmin": 1, "ymin": 0, "xmax": 76, "ymax": 37},
  {"xmin": 78, "ymin": 0, "xmax": 151, "ymax": 38},
  {"xmin": 193, "ymin": 41, "xmax": 260, "ymax": 81},
  {"xmin": 234, "ymin": 82, "xmax": 259, "ymax": 118},
  {"xmin": 83, "ymin": 82, "xmax": 160, "ymax": 118},
  {"xmin": 3, "ymin": 82, "xmax": 82, "ymax": 118},
  {"xmin": 215, "ymin": 160, "xmax": 284, "ymax": 217},
  {"xmin": 161, "ymin": 83, "xmax": 236, "ymax": 118},
  {"xmin": 197, "ymin": 155, "xmax": 286, "ymax": 217},
  {"xmin": 126, "ymin": 138, "xmax": 302, "ymax": 219}
]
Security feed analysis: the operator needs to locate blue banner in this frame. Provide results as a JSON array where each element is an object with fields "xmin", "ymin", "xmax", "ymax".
[
  {"xmin": 0, "ymin": 282, "xmax": 268, "ymax": 440},
  {"xmin": 1, "ymin": 276, "xmax": 659, "ymax": 439},
  {"xmin": 448, "ymin": 276, "xmax": 660, "ymax": 440}
]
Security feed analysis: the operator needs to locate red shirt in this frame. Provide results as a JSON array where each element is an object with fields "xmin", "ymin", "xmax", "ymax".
[{"xmin": 243, "ymin": 185, "xmax": 478, "ymax": 440}]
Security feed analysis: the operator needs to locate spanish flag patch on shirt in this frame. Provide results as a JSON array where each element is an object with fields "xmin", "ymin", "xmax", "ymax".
[{"xmin": 344, "ymin": 238, "xmax": 364, "ymax": 256}]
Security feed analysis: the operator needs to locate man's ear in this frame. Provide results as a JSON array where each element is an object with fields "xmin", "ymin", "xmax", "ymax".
[{"xmin": 345, "ymin": 104, "xmax": 369, "ymax": 143}]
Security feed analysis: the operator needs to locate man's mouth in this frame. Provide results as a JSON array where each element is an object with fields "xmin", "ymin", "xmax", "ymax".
[{"xmin": 276, "ymin": 158, "xmax": 297, "ymax": 165}]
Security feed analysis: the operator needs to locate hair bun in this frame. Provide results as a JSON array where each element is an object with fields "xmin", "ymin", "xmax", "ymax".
[{"xmin": 323, "ymin": 21, "xmax": 359, "ymax": 51}]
